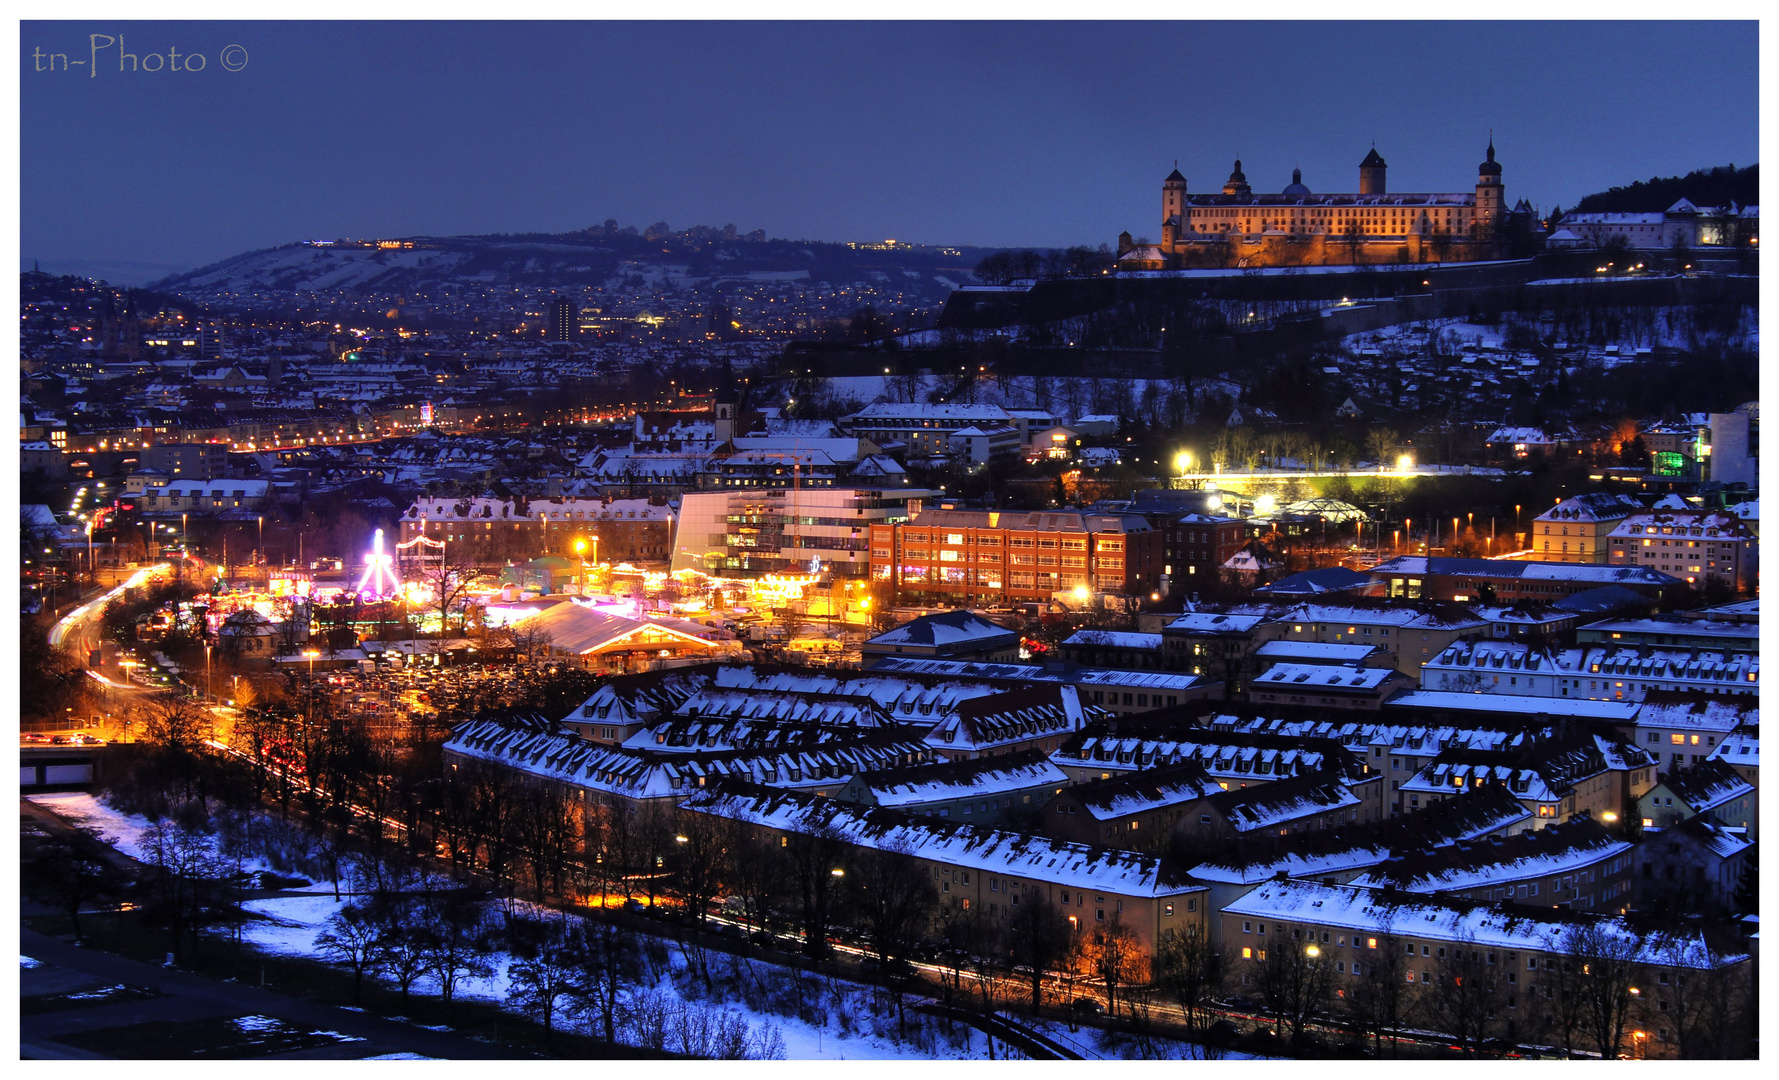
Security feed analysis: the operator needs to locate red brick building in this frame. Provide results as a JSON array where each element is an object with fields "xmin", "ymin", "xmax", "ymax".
[{"xmin": 870, "ymin": 508, "xmax": 1163, "ymax": 606}]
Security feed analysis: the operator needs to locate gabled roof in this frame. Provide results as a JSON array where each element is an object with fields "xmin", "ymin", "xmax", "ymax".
[
  {"xmin": 867, "ymin": 610, "xmax": 1017, "ymax": 649},
  {"xmin": 1350, "ymin": 816, "xmax": 1628, "ymax": 894},
  {"xmin": 1657, "ymin": 759, "xmax": 1754, "ymax": 813},
  {"xmin": 1060, "ymin": 759, "xmax": 1224, "ymax": 821},
  {"xmin": 681, "ymin": 781, "xmax": 1203, "ymax": 897},
  {"xmin": 1207, "ymin": 770, "xmax": 1361, "ymax": 832}
]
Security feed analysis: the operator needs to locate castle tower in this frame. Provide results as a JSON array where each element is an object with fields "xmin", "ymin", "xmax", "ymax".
[
  {"xmin": 1162, "ymin": 165, "xmax": 1187, "ymax": 221},
  {"xmin": 1475, "ymin": 136, "xmax": 1504, "ymax": 239},
  {"xmin": 1358, "ymin": 146, "xmax": 1387, "ymax": 195},
  {"xmin": 1222, "ymin": 159, "xmax": 1251, "ymax": 198}
]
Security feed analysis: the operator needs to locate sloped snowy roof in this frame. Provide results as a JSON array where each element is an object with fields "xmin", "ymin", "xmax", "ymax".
[
  {"xmin": 1063, "ymin": 630, "xmax": 1163, "ymax": 651},
  {"xmin": 1063, "ymin": 760, "xmax": 1224, "ymax": 820},
  {"xmin": 682, "ymin": 782, "xmax": 1203, "ymax": 897},
  {"xmin": 1224, "ymin": 879, "xmax": 1732, "ymax": 968},
  {"xmin": 867, "ymin": 610, "xmax": 1018, "ymax": 649},
  {"xmin": 846, "ymin": 750, "xmax": 1069, "ymax": 808},
  {"xmin": 1349, "ymin": 817, "xmax": 1630, "ymax": 894}
]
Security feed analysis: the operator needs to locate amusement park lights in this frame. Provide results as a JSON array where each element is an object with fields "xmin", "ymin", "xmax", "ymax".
[{"xmin": 355, "ymin": 528, "xmax": 403, "ymax": 598}]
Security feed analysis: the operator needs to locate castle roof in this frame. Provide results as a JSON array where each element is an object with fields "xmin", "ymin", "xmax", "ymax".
[
  {"xmin": 1165, "ymin": 168, "xmax": 1186, "ymax": 183},
  {"xmin": 1478, "ymin": 138, "xmax": 1502, "ymax": 176},
  {"xmin": 1282, "ymin": 168, "xmax": 1311, "ymax": 197},
  {"xmin": 1360, "ymin": 147, "xmax": 1387, "ymax": 168}
]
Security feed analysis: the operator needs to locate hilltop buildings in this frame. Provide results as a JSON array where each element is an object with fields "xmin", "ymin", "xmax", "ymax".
[{"xmin": 1118, "ymin": 141, "xmax": 1534, "ymax": 270}]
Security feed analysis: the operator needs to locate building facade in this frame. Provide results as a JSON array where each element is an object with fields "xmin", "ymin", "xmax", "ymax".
[
  {"xmin": 1533, "ymin": 494, "xmax": 1644, "ymax": 563},
  {"xmin": 400, "ymin": 496, "xmax": 676, "ymax": 566},
  {"xmin": 870, "ymin": 508, "xmax": 1164, "ymax": 605},
  {"xmin": 1118, "ymin": 141, "xmax": 1524, "ymax": 270},
  {"xmin": 673, "ymin": 486, "xmax": 934, "ymax": 581},
  {"xmin": 1606, "ymin": 511, "xmax": 1757, "ymax": 593}
]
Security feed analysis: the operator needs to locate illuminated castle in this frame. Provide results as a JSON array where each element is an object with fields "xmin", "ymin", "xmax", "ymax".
[{"xmin": 1117, "ymin": 140, "xmax": 1531, "ymax": 270}]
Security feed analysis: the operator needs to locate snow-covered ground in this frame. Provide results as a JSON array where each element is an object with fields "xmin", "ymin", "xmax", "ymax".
[
  {"xmin": 237, "ymin": 887, "xmax": 966, "ymax": 1059},
  {"xmin": 26, "ymin": 792, "xmax": 339, "ymax": 892}
]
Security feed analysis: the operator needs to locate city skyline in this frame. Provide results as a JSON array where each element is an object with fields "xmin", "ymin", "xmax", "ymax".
[{"xmin": 22, "ymin": 20, "xmax": 1759, "ymax": 281}]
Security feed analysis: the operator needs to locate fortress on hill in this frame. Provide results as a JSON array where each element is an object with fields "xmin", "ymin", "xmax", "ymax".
[{"xmin": 1117, "ymin": 140, "xmax": 1535, "ymax": 270}]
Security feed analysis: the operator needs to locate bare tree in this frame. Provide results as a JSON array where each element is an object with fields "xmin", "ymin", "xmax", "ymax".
[
  {"xmin": 724, "ymin": 816, "xmax": 788, "ymax": 937},
  {"xmin": 783, "ymin": 817, "xmax": 849, "ymax": 958},
  {"xmin": 1007, "ymin": 891, "xmax": 1074, "ymax": 1013},
  {"xmin": 1536, "ymin": 944, "xmax": 1590, "ymax": 1058},
  {"xmin": 23, "ymin": 825, "xmax": 114, "ymax": 943},
  {"xmin": 422, "ymin": 889, "xmax": 495, "ymax": 1023},
  {"xmin": 507, "ymin": 912, "xmax": 584, "ymax": 1043},
  {"xmin": 571, "ymin": 915, "xmax": 642, "ymax": 1046},
  {"xmin": 138, "ymin": 817, "xmax": 229, "ymax": 966},
  {"xmin": 1564, "ymin": 922, "xmax": 1644, "ymax": 1060},
  {"xmin": 848, "ymin": 839, "xmax": 937, "ymax": 968},
  {"xmin": 1347, "ymin": 927, "xmax": 1414, "ymax": 1057},
  {"xmin": 1154, "ymin": 922, "xmax": 1219, "ymax": 1034},
  {"xmin": 1419, "ymin": 933, "xmax": 1505, "ymax": 1056},
  {"xmin": 1251, "ymin": 931, "xmax": 1335, "ymax": 1048},
  {"xmin": 421, "ymin": 550, "xmax": 485, "ymax": 636},
  {"xmin": 1088, "ymin": 913, "xmax": 1146, "ymax": 1020},
  {"xmin": 315, "ymin": 904, "xmax": 386, "ymax": 1005},
  {"xmin": 670, "ymin": 806, "xmax": 732, "ymax": 928}
]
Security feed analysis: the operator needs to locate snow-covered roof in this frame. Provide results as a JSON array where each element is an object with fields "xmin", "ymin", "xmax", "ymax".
[
  {"xmin": 1063, "ymin": 630, "xmax": 1163, "ymax": 651},
  {"xmin": 1256, "ymin": 641, "xmax": 1382, "ymax": 663},
  {"xmin": 867, "ymin": 610, "xmax": 1018, "ymax": 649},
  {"xmin": 925, "ymin": 684, "xmax": 1091, "ymax": 753},
  {"xmin": 1706, "ymin": 729, "xmax": 1758, "ymax": 769},
  {"xmin": 444, "ymin": 714, "xmax": 933, "ymax": 802},
  {"xmin": 1636, "ymin": 693, "xmax": 1764, "ymax": 736},
  {"xmin": 664, "ymin": 685, "xmax": 897, "ymax": 730},
  {"xmin": 1210, "ymin": 772, "xmax": 1362, "ymax": 832},
  {"xmin": 866, "ymin": 656, "xmax": 1207, "ymax": 693},
  {"xmin": 1251, "ymin": 663, "xmax": 1401, "ymax": 693},
  {"xmin": 845, "ymin": 402, "xmax": 1014, "ymax": 423},
  {"xmin": 1349, "ymin": 817, "xmax": 1630, "ymax": 894},
  {"xmin": 1166, "ymin": 612, "xmax": 1266, "ymax": 634},
  {"xmin": 682, "ymin": 782, "xmax": 1203, "ymax": 897},
  {"xmin": 1369, "ymin": 557, "xmax": 1679, "ymax": 588},
  {"xmin": 1224, "ymin": 879, "xmax": 1731, "ymax": 968},
  {"xmin": 846, "ymin": 750, "xmax": 1069, "ymax": 808},
  {"xmin": 1062, "ymin": 760, "xmax": 1224, "ymax": 820},
  {"xmin": 1655, "ymin": 759, "xmax": 1756, "ymax": 813}
]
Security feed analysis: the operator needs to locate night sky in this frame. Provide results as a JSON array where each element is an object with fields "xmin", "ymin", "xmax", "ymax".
[{"xmin": 21, "ymin": 20, "xmax": 1759, "ymax": 281}]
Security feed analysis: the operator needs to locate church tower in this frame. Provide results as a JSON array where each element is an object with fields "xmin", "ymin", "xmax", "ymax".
[
  {"xmin": 1475, "ymin": 136, "xmax": 1504, "ymax": 240},
  {"xmin": 1358, "ymin": 146, "xmax": 1387, "ymax": 195},
  {"xmin": 1222, "ymin": 160, "xmax": 1251, "ymax": 198}
]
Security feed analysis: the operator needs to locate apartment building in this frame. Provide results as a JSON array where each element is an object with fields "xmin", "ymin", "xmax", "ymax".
[
  {"xmin": 1347, "ymin": 816, "xmax": 1635, "ymax": 912},
  {"xmin": 400, "ymin": 495, "xmax": 676, "ymax": 565},
  {"xmin": 682, "ymin": 782, "xmax": 1210, "ymax": 967},
  {"xmin": 1606, "ymin": 510, "xmax": 1758, "ymax": 593},
  {"xmin": 869, "ymin": 508, "xmax": 1164, "ymax": 604},
  {"xmin": 673, "ymin": 485, "xmax": 934, "ymax": 580},
  {"xmin": 1531, "ymin": 493, "xmax": 1644, "ymax": 563}
]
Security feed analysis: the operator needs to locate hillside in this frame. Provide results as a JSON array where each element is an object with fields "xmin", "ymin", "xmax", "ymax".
[
  {"xmin": 148, "ymin": 228, "xmax": 996, "ymax": 309},
  {"xmin": 1571, "ymin": 164, "xmax": 1757, "ymax": 213}
]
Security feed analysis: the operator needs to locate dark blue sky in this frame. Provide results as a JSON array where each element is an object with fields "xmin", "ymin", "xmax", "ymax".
[{"xmin": 22, "ymin": 21, "xmax": 1759, "ymax": 279}]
